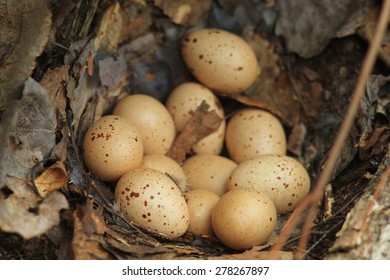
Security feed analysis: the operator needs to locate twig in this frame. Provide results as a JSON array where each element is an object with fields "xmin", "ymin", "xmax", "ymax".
[{"xmin": 269, "ymin": 0, "xmax": 390, "ymax": 259}]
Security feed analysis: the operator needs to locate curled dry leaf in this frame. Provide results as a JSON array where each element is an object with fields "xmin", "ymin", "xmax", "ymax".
[
  {"xmin": 34, "ymin": 161, "xmax": 69, "ymax": 198},
  {"xmin": 0, "ymin": 191, "xmax": 68, "ymax": 239},
  {"xmin": 275, "ymin": 0, "xmax": 368, "ymax": 58},
  {"xmin": 0, "ymin": 0, "xmax": 51, "ymax": 113}
]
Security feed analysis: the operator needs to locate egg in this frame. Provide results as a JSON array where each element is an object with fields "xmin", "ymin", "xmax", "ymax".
[
  {"xmin": 113, "ymin": 94, "xmax": 176, "ymax": 155},
  {"xmin": 185, "ymin": 189, "xmax": 220, "ymax": 236},
  {"xmin": 82, "ymin": 115, "xmax": 143, "ymax": 182},
  {"xmin": 226, "ymin": 154, "xmax": 311, "ymax": 214},
  {"xmin": 139, "ymin": 154, "xmax": 187, "ymax": 192},
  {"xmin": 225, "ymin": 108, "xmax": 286, "ymax": 163},
  {"xmin": 166, "ymin": 82, "xmax": 226, "ymax": 155},
  {"xmin": 182, "ymin": 28, "xmax": 260, "ymax": 95},
  {"xmin": 212, "ymin": 188, "xmax": 277, "ymax": 250},
  {"xmin": 115, "ymin": 168, "xmax": 189, "ymax": 239},
  {"xmin": 182, "ymin": 154, "xmax": 237, "ymax": 196}
]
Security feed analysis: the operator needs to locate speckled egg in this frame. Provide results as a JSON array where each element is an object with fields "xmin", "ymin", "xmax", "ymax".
[
  {"xmin": 113, "ymin": 94, "xmax": 176, "ymax": 155},
  {"xmin": 139, "ymin": 154, "xmax": 188, "ymax": 193},
  {"xmin": 182, "ymin": 154, "xmax": 237, "ymax": 196},
  {"xmin": 225, "ymin": 108, "xmax": 286, "ymax": 163},
  {"xmin": 115, "ymin": 168, "xmax": 189, "ymax": 239},
  {"xmin": 212, "ymin": 188, "xmax": 277, "ymax": 250},
  {"xmin": 182, "ymin": 28, "xmax": 260, "ymax": 96},
  {"xmin": 185, "ymin": 189, "xmax": 220, "ymax": 236},
  {"xmin": 166, "ymin": 82, "xmax": 226, "ymax": 155},
  {"xmin": 82, "ymin": 115, "xmax": 143, "ymax": 182},
  {"xmin": 226, "ymin": 155, "xmax": 311, "ymax": 214}
]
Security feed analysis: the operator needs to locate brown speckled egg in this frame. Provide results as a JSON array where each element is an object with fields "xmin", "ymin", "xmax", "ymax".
[
  {"xmin": 113, "ymin": 94, "xmax": 176, "ymax": 155},
  {"xmin": 225, "ymin": 108, "xmax": 286, "ymax": 163},
  {"xmin": 82, "ymin": 115, "xmax": 143, "ymax": 182},
  {"xmin": 185, "ymin": 189, "xmax": 220, "ymax": 236},
  {"xmin": 182, "ymin": 154, "xmax": 237, "ymax": 196},
  {"xmin": 182, "ymin": 28, "xmax": 260, "ymax": 96},
  {"xmin": 115, "ymin": 168, "xmax": 189, "ymax": 239},
  {"xmin": 139, "ymin": 154, "xmax": 188, "ymax": 193},
  {"xmin": 226, "ymin": 155, "xmax": 310, "ymax": 214},
  {"xmin": 212, "ymin": 188, "xmax": 277, "ymax": 250},
  {"xmin": 166, "ymin": 82, "xmax": 226, "ymax": 155}
]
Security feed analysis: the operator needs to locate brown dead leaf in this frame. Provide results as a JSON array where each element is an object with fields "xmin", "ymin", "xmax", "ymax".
[
  {"xmin": 0, "ymin": 0, "xmax": 51, "ymax": 113},
  {"xmin": 39, "ymin": 65, "xmax": 70, "ymax": 161},
  {"xmin": 94, "ymin": 2, "xmax": 122, "ymax": 54},
  {"xmin": 233, "ymin": 32, "xmax": 302, "ymax": 126},
  {"xmin": 34, "ymin": 161, "xmax": 69, "ymax": 198},
  {"xmin": 358, "ymin": 126, "xmax": 390, "ymax": 160},
  {"xmin": 39, "ymin": 65, "xmax": 69, "ymax": 116},
  {"xmin": 118, "ymin": 1, "xmax": 153, "ymax": 44},
  {"xmin": 71, "ymin": 199, "xmax": 111, "ymax": 260},
  {"xmin": 166, "ymin": 101, "xmax": 223, "ymax": 163}
]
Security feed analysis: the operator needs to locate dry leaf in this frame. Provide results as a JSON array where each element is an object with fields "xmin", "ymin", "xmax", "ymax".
[
  {"xmin": 358, "ymin": 4, "xmax": 390, "ymax": 68},
  {"xmin": 0, "ymin": 191, "xmax": 68, "ymax": 239},
  {"xmin": 327, "ymin": 149, "xmax": 390, "ymax": 259},
  {"xmin": 118, "ymin": 1, "xmax": 153, "ymax": 44},
  {"xmin": 0, "ymin": 0, "xmax": 51, "ymax": 113},
  {"xmin": 166, "ymin": 101, "xmax": 223, "ymax": 163},
  {"xmin": 233, "ymin": 32, "xmax": 303, "ymax": 126},
  {"xmin": 0, "ymin": 78, "xmax": 56, "ymax": 182},
  {"xmin": 0, "ymin": 78, "xmax": 68, "ymax": 239},
  {"xmin": 275, "ymin": 0, "xmax": 368, "ymax": 58},
  {"xmin": 94, "ymin": 2, "xmax": 122, "ymax": 54},
  {"xmin": 34, "ymin": 161, "xmax": 69, "ymax": 198},
  {"xmin": 71, "ymin": 200, "xmax": 111, "ymax": 260}
]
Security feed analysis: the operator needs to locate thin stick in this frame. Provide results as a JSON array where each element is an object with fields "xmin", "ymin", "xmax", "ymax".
[{"xmin": 269, "ymin": 0, "xmax": 390, "ymax": 259}]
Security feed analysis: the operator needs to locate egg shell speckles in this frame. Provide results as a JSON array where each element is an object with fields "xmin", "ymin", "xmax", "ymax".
[
  {"xmin": 113, "ymin": 94, "xmax": 176, "ymax": 155},
  {"xmin": 225, "ymin": 108, "xmax": 286, "ymax": 163},
  {"xmin": 226, "ymin": 155, "xmax": 311, "ymax": 214},
  {"xmin": 166, "ymin": 82, "xmax": 226, "ymax": 155},
  {"xmin": 82, "ymin": 115, "xmax": 143, "ymax": 182},
  {"xmin": 115, "ymin": 168, "xmax": 189, "ymax": 239},
  {"xmin": 182, "ymin": 29, "xmax": 260, "ymax": 95},
  {"xmin": 182, "ymin": 154, "xmax": 237, "ymax": 196},
  {"xmin": 211, "ymin": 188, "xmax": 277, "ymax": 250}
]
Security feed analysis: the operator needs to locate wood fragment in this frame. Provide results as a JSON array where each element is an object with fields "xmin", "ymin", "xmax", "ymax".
[{"xmin": 166, "ymin": 101, "xmax": 223, "ymax": 163}]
